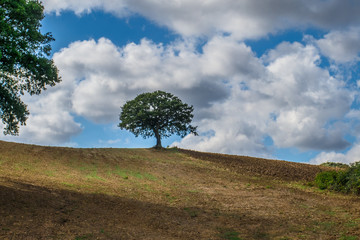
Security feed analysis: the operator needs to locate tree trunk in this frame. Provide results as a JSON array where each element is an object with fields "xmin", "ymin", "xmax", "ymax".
[{"xmin": 154, "ymin": 129, "xmax": 162, "ymax": 148}]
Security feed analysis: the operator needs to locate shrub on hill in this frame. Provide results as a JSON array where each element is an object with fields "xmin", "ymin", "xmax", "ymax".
[
  {"xmin": 320, "ymin": 162, "xmax": 349, "ymax": 169},
  {"xmin": 315, "ymin": 162, "xmax": 360, "ymax": 195},
  {"xmin": 315, "ymin": 171, "xmax": 338, "ymax": 190}
]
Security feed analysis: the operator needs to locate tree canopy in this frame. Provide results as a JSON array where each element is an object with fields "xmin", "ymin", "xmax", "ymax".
[
  {"xmin": 0, "ymin": 0, "xmax": 60, "ymax": 135},
  {"xmin": 119, "ymin": 90, "xmax": 198, "ymax": 148}
]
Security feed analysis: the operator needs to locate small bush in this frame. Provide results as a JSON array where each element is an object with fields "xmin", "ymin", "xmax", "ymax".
[
  {"xmin": 315, "ymin": 171, "xmax": 338, "ymax": 190},
  {"xmin": 315, "ymin": 162, "xmax": 360, "ymax": 195}
]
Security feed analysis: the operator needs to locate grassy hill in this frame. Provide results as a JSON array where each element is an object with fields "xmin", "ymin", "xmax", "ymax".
[{"xmin": 0, "ymin": 140, "xmax": 359, "ymax": 240}]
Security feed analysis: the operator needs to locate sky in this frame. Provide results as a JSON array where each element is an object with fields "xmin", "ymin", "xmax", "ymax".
[{"xmin": 2, "ymin": 0, "xmax": 360, "ymax": 165}]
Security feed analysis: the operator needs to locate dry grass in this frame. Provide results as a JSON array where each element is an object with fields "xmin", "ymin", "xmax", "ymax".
[{"xmin": 0, "ymin": 140, "xmax": 359, "ymax": 239}]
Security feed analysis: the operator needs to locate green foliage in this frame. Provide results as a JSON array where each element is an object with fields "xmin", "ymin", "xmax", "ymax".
[
  {"xmin": 119, "ymin": 90, "xmax": 197, "ymax": 148},
  {"xmin": 0, "ymin": 0, "xmax": 60, "ymax": 135},
  {"xmin": 315, "ymin": 162, "xmax": 360, "ymax": 194},
  {"xmin": 320, "ymin": 162, "xmax": 349, "ymax": 169},
  {"xmin": 315, "ymin": 171, "xmax": 338, "ymax": 190},
  {"xmin": 342, "ymin": 162, "xmax": 360, "ymax": 194}
]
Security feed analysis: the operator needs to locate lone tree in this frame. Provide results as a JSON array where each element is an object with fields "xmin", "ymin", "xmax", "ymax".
[
  {"xmin": 119, "ymin": 90, "xmax": 198, "ymax": 148},
  {"xmin": 0, "ymin": 0, "xmax": 61, "ymax": 135}
]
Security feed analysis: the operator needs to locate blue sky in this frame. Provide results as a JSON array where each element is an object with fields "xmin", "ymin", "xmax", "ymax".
[{"xmin": 2, "ymin": 0, "xmax": 360, "ymax": 164}]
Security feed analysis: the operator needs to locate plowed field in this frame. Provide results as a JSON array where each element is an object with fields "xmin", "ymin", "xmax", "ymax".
[{"xmin": 179, "ymin": 149, "xmax": 324, "ymax": 181}]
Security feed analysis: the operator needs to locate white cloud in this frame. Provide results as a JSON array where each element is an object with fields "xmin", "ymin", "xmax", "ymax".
[
  {"xmin": 2, "ymin": 35, "xmax": 356, "ymax": 156},
  {"xmin": 42, "ymin": 0, "xmax": 128, "ymax": 16},
  {"xmin": 0, "ymin": 90, "xmax": 82, "ymax": 145},
  {"xmin": 263, "ymin": 42, "xmax": 353, "ymax": 150},
  {"xmin": 316, "ymin": 27, "xmax": 360, "ymax": 63},
  {"xmin": 1, "ymin": 0, "xmax": 359, "ymax": 162},
  {"xmin": 19, "ymin": 111, "xmax": 82, "ymax": 144},
  {"xmin": 311, "ymin": 143, "xmax": 360, "ymax": 165},
  {"xmin": 52, "ymin": 37, "xmax": 235, "ymax": 124},
  {"xmin": 174, "ymin": 40, "xmax": 354, "ymax": 155},
  {"xmin": 43, "ymin": 0, "xmax": 360, "ymax": 40},
  {"xmin": 38, "ymin": 37, "xmax": 355, "ymax": 155}
]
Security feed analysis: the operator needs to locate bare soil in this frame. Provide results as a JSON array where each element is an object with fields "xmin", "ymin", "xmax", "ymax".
[
  {"xmin": 0, "ymin": 141, "xmax": 359, "ymax": 239},
  {"xmin": 179, "ymin": 149, "xmax": 324, "ymax": 181}
]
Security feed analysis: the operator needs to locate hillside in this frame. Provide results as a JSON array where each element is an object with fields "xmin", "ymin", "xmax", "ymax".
[{"xmin": 0, "ymin": 140, "xmax": 359, "ymax": 239}]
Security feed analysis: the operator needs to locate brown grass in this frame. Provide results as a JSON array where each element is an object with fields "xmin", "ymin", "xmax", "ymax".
[{"xmin": 0, "ymin": 140, "xmax": 359, "ymax": 239}]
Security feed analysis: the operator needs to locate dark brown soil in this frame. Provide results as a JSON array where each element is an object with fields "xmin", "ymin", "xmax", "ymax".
[{"xmin": 179, "ymin": 149, "xmax": 325, "ymax": 181}]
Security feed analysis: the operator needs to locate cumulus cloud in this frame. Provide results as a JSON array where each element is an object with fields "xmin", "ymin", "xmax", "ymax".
[
  {"xmin": 316, "ymin": 27, "xmax": 360, "ymax": 63},
  {"xmin": 263, "ymin": 42, "xmax": 353, "ymax": 150},
  {"xmin": 1, "ymin": 33, "xmax": 356, "ymax": 156},
  {"xmin": 310, "ymin": 108, "xmax": 360, "ymax": 164},
  {"xmin": 42, "ymin": 0, "xmax": 128, "ymax": 16},
  {"xmin": 43, "ymin": 0, "xmax": 360, "ymax": 40},
  {"xmin": 0, "ymin": 90, "xmax": 82, "ymax": 145},
  {"xmin": 1, "ymin": 0, "xmax": 359, "ymax": 162},
  {"xmin": 174, "ymin": 40, "xmax": 354, "ymax": 155},
  {"xmin": 52, "ymin": 37, "xmax": 233, "ymax": 124},
  {"xmin": 311, "ymin": 143, "xmax": 360, "ymax": 165}
]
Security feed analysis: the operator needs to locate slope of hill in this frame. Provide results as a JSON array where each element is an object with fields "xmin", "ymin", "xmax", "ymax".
[{"xmin": 0, "ymin": 140, "xmax": 359, "ymax": 239}]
